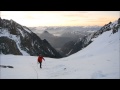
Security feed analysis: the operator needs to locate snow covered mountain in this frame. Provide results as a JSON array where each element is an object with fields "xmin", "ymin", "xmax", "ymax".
[
  {"xmin": 61, "ymin": 18, "xmax": 120, "ymax": 56},
  {"xmin": 1, "ymin": 24, "xmax": 119, "ymax": 79},
  {"xmin": 0, "ymin": 17, "xmax": 62, "ymax": 58},
  {"xmin": 92, "ymin": 18, "xmax": 120, "ymax": 38}
]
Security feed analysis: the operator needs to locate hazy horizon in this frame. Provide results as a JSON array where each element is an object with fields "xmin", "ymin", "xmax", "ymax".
[{"xmin": 1, "ymin": 11, "xmax": 119, "ymax": 27}]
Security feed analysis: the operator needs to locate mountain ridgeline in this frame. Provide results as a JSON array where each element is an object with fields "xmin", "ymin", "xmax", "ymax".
[
  {"xmin": 34, "ymin": 18, "xmax": 120, "ymax": 57},
  {"xmin": 0, "ymin": 17, "xmax": 119, "ymax": 58},
  {"xmin": 0, "ymin": 17, "xmax": 62, "ymax": 58},
  {"xmin": 60, "ymin": 18, "xmax": 120, "ymax": 56},
  {"xmin": 92, "ymin": 18, "xmax": 120, "ymax": 38}
]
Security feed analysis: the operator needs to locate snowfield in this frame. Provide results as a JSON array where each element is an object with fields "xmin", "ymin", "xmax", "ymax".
[{"xmin": 0, "ymin": 29, "xmax": 120, "ymax": 79}]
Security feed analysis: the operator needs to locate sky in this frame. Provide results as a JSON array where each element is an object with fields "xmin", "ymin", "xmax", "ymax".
[{"xmin": 1, "ymin": 11, "xmax": 119, "ymax": 27}]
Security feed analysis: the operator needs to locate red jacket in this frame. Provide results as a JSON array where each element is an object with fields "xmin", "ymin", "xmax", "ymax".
[{"xmin": 38, "ymin": 56, "xmax": 45, "ymax": 63}]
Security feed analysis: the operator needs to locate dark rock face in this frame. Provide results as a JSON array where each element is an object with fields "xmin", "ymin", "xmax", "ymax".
[
  {"xmin": 0, "ymin": 37, "xmax": 22, "ymax": 55},
  {"xmin": 118, "ymin": 18, "xmax": 120, "ymax": 24},
  {"xmin": 0, "ymin": 17, "xmax": 62, "ymax": 58},
  {"xmin": 61, "ymin": 35, "xmax": 93, "ymax": 56},
  {"xmin": 92, "ymin": 22, "xmax": 112, "ymax": 38}
]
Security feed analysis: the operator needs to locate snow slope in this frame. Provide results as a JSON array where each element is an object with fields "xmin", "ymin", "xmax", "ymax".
[{"xmin": 0, "ymin": 29, "xmax": 119, "ymax": 79}]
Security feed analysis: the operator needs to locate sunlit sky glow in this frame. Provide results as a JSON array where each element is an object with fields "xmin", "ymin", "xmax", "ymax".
[{"xmin": 1, "ymin": 11, "xmax": 119, "ymax": 27}]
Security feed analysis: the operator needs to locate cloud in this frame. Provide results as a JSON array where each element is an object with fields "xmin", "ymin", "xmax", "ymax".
[
  {"xmin": 1, "ymin": 11, "xmax": 119, "ymax": 27},
  {"xmin": 86, "ymin": 17, "xmax": 116, "ymax": 23},
  {"xmin": 63, "ymin": 11, "xmax": 89, "ymax": 18}
]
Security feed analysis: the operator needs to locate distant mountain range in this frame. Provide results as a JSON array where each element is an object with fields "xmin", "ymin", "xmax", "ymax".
[
  {"xmin": 32, "ymin": 18, "xmax": 120, "ymax": 57},
  {"xmin": 29, "ymin": 26, "xmax": 101, "ymax": 36},
  {"xmin": 31, "ymin": 26, "xmax": 101, "ymax": 57}
]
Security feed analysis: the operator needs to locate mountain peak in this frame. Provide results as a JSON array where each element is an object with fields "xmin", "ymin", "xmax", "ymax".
[
  {"xmin": 0, "ymin": 18, "xmax": 62, "ymax": 58},
  {"xmin": 10, "ymin": 19, "xmax": 15, "ymax": 23},
  {"xmin": 41, "ymin": 30, "xmax": 54, "ymax": 37}
]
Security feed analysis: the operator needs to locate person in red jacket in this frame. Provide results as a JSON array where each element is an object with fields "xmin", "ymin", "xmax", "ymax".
[{"xmin": 38, "ymin": 54, "xmax": 45, "ymax": 68}]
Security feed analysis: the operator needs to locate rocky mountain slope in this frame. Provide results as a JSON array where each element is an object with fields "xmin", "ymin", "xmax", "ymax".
[
  {"xmin": 61, "ymin": 18, "xmax": 120, "ymax": 56},
  {"xmin": 0, "ymin": 17, "xmax": 62, "ymax": 58}
]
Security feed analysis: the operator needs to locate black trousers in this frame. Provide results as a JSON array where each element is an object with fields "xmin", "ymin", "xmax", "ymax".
[{"xmin": 39, "ymin": 62, "xmax": 42, "ymax": 68}]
